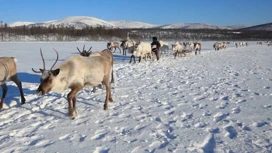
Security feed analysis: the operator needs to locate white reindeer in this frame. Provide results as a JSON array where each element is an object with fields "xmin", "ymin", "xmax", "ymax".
[
  {"xmin": 130, "ymin": 41, "xmax": 152, "ymax": 63},
  {"xmin": 172, "ymin": 42, "xmax": 185, "ymax": 59},
  {"xmin": 77, "ymin": 46, "xmax": 115, "ymax": 93},
  {"xmin": 213, "ymin": 42, "xmax": 226, "ymax": 51},
  {"xmin": 32, "ymin": 49, "xmax": 113, "ymax": 119},
  {"xmin": 0, "ymin": 57, "xmax": 26, "ymax": 110}
]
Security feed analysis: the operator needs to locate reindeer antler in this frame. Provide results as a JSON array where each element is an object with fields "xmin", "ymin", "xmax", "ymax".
[
  {"xmin": 32, "ymin": 48, "xmax": 46, "ymax": 73},
  {"xmin": 87, "ymin": 47, "xmax": 92, "ymax": 53},
  {"xmin": 51, "ymin": 49, "xmax": 59, "ymax": 70},
  {"xmin": 77, "ymin": 45, "xmax": 92, "ymax": 57},
  {"xmin": 77, "ymin": 47, "xmax": 82, "ymax": 54},
  {"xmin": 32, "ymin": 48, "xmax": 59, "ymax": 73}
]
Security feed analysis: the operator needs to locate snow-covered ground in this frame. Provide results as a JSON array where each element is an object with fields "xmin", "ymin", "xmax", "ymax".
[{"xmin": 0, "ymin": 41, "xmax": 271, "ymax": 153}]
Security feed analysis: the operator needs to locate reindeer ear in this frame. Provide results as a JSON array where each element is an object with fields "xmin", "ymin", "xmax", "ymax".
[{"xmin": 51, "ymin": 68, "xmax": 60, "ymax": 76}]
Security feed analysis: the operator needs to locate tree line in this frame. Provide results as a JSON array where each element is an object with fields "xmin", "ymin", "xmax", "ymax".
[{"xmin": 0, "ymin": 22, "xmax": 272, "ymax": 41}]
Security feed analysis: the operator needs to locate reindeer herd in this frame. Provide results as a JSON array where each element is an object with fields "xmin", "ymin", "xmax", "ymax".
[{"xmin": 0, "ymin": 39, "xmax": 271, "ymax": 119}]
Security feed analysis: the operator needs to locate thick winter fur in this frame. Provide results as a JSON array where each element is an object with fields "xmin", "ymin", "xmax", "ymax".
[
  {"xmin": 130, "ymin": 42, "xmax": 152, "ymax": 63},
  {"xmin": 0, "ymin": 57, "xmax": 25, "ymax": 110},
  {"xmin": 34, "ymin": 53, "xmax": 113, "ymax": 119},
  {"xmin": 89, "ymin": 49, "xmax": 115, "ymax": 92},
  {"xmin": 172, "ymin": 41, "xmax": 185, "ymax": 58}
]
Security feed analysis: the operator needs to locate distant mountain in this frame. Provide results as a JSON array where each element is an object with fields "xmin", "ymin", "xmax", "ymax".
[
  {"xmin": 9, "ymin": 16, "xmax": 116, "ymax": 29},
  {"xmin": 156, "ymin": 23, "xmax": 224, "ymax": 29},
  {"xmin": 7, "ymin": 16, "xmax": 262, "ymax": 30},
  {"xmin": 225, "ymin": 25, "xmax": 251, "ymax": 30},
  {"xmin": 9, "ymin": 22, "xmax": 34, "ymax": 27},
  {"xmin": 109, "ymin": 20, "xmax": 157, "ymax": 29},
  {"xmin": 238, "ymin": 22, "xmax": 272, "ymax": 31}
]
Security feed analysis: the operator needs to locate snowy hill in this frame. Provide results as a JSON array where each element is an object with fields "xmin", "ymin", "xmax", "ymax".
[
  {"xmin": 9, "ymin": 16, "xmax": 117, "ymax": 29},
  {"xmin": 7, "ymin": 16, "xmax": 253, "ymax": 30},
  {"xmin": 8, "ymin": 21, "xmax": 35, "ymax": 27},
  {"xmin": 239, "ymin": 22, "xmax": 272, "ymax": 31},
  {"xmin": 157, "ymin": 23, "xmax": 224, "ymax": 29},
  {"xmin": 109, "ymin": 20, "xmax": 157, "ymax": 29}
]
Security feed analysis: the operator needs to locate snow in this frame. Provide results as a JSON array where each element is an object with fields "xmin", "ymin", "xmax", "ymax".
[
  {"xmin": 109, "ymin": 20, "xmax": 157, "ymax": 29},
  {"xmin": 7, "ymin": 16, "xmax": 251, "ymax": 30},
  {"xmin": 0, "ymin": 41, "xmax": 271, "ymax": 152},
  {"xmin": 157, "ymin": 23, "xmax": 222, "ymax": 29},
  {"xmin": 8, "ymin": 22, "xmax": 35, "ymax": 27}
]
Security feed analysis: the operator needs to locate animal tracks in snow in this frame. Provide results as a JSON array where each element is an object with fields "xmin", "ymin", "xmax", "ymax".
[{"xmin": 0, "ymin": 42, "xmax": 271, "ymax": 152}]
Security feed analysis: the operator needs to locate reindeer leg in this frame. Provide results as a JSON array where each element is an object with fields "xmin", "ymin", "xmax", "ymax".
[
  {"xmin": 174, "ymin": 52, "xmax": 177, "ymax": 59},
  {"xmin": 111, "ymin": 68, "xmax": 114, "ymax": 84},
  {"xmin": 67, "ymin": 86, "xmax": 83, "ymax": 119},
  {"xmin": 10, "ymin": 75, "xmax": 26, "ymax": 105},
  {"xmin": 110, "ymin": 58, "xmax": 114, "ymax": 83},
  {"xmin": 129, "ymin": 55, "xmax": 133, "ymax": 63},
  {"xmin": 0, "ymin": 84, "xmax": 7, "ymax": 110},
  {"xmin": 91, "ymin": 86, "xmax": 97, "ymax": 93},
  {"xmin": 103, "ymin": 76, "xmax": 113, "ymax": 110}
]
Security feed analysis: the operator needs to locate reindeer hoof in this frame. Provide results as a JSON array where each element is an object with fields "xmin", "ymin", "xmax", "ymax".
[
  {"xmin": 21, "ymin": 98, "xmax": 26, "ymax": 104},
  {"xmin": 104, "ymin": 105, "xmax": 108, "ymax": 110},
  {"xmin": 69, "ymin": 111, "xmax": 77, "ymax": 119}
]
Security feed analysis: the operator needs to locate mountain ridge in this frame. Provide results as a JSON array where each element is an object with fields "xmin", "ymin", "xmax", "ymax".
[{"xmin": 7, "ymin": 16, "xmax": 271, "ymax": 30}]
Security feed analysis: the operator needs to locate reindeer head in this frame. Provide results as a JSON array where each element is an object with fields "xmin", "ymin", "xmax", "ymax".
[
  {"xmin": 120, "ymin": 40, "xmax": 127, "ymax": 49},
  {"xmin": 107, "ymin": 42, "xmax": 111, "ymax": 49},
  {"xmin": 32, "ymin": 49, "xmax": 60, "ymax": 95},
  {"xmin": 77, "ymin": 45, "xmax": 92, "ymax": 57}
]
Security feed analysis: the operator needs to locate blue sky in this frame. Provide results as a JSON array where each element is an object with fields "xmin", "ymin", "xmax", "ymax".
[{"xmin": 0, "ymin": 0, "xmax": 271, "ymax": 26}]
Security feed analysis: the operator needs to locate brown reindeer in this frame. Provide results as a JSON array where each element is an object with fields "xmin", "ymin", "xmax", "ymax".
[
  {"xmin": 32, "ymin": 49, "xmax": 113, "ymax": 119},
  {"xmin": 107, "ymin": 42, "xmax": 121, "ymax": 54},
  {"xmin": 0, "ymin": 57, "xmax": 26, "ymax": 110}
]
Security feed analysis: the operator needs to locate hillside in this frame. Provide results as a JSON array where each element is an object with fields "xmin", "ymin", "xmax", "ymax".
[
  {"xmin": 239, "ymin": 22, "xmax": 272, "ymax": 31},
  {"xmin": 7, "ymin": 16, "xmax": 252, "ymax": 30}
]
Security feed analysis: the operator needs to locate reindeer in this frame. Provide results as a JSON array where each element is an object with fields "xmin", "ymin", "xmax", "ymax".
[
  {"xmin": 0, "ymin": 57, "xmax": 26, "ymax": 110},
  {"xmin": 32, "ymin": 49, "xmax": 113, "ymax": 119},
  {"xmin": 107, "ymin": 42, "xmax": 121, "ymax": 53},
  {"xmin": 120, "ymin": 39, "xmax": 136, "ymax": 56},
  {"xmin": 193, "ymin": 42, "xmax": 201, "ymax": 55},
  {"xmin": 172, "ymin": 42, "xmax": 185, "ymax": 58},
  {"xmin": 77, "ymin": 45, "xmax": 92, "ymax": 57},
  {"xmin": 77, "ymin": 46, "xmax": 114, "ymax": 92},
  {"xmin": 130, "ymin": 41, "xmax": 152, "ymax": 63}
]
